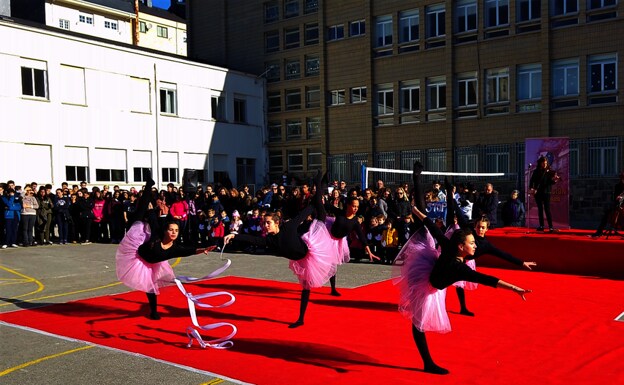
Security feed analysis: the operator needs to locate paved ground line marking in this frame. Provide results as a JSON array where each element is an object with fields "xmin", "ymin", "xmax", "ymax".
[
  {"xmin": 0, "ymin": 345, "xmax": 94, "ymax": 377},
  {"xmin": 0, "ymin": 265, "xmax": 44, "ymax": 300},
  {"xmin": 200, "ymin": 378, "xmax": 225, "ymax": 385}
]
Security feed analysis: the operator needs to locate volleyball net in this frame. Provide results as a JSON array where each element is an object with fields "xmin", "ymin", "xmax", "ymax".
[{"xmin": 361, "ymin": 165, "xmax": 507, "ymax": 189}]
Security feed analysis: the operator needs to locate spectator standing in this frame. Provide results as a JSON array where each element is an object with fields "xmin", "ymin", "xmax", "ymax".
[
  {"xmin": 475, "ymin": 183, "xmax": 499, "ymax": 228},
  {"xmin": 36, "ymin": 187, "xmax": 54, "ymax": 245},
  {"xmin": 2, "ymin": 188, "xmax": 22, "ymax": 248},
  {"xmin": 53, "ymin": 188, "xmax": 71, "ymax": 244},
  {"xmin": 501, "ymin": 190, "xmax": 526, "ymax": 227},
  {"xmin": 21, "ymin": 186, "xmax": 39, "ymax": 246}
]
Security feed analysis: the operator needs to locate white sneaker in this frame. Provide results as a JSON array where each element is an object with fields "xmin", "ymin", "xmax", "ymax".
[
  {"xmin": 11, "ymin": 244, "xmax": 19, "ymax": 248},
  {"xmin": 1, "ymin": 245, "xmax": 7, "ymax": 249}
]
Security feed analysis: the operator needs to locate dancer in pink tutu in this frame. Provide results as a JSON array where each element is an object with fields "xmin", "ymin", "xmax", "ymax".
[
  {"xmin": 393, "ymin": 163, "xmax": 531, "ymax": 375},
  {"xmin": 223, "ymin": 172, "xmax": 349, "ymax": 328},
  {"xmin": 116, "ymin": 175, "xmax": 214, "ymax": 320}
]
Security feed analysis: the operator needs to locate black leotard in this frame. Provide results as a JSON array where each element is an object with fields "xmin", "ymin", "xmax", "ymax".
[{"xmin": 138, "ymin": 242, "xmax": 200, "ymax": 263}]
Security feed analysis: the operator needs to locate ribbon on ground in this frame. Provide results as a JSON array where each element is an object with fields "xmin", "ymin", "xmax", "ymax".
[{"xmin": 174, "ymin": 252, "xmax": 237, "ymax": 349}]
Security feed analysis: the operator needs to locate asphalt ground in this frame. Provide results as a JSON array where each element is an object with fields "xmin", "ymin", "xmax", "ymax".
[{"xmin": 0, "ymin": 242, "xmax": 392, "ymax": 385}]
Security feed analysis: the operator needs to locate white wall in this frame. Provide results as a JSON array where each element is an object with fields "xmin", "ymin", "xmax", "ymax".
[{"xmin": 0, "ymin": 20, "xmax": 267, "ymax": 190}]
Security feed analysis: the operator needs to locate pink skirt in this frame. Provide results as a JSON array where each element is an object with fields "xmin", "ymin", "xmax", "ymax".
[
  {"xmin": 324, "ymin": 216, "xmax": 351, "ymax": 264},
  {"xmin": 452, "ymin": 259, "xmax": 478, "ymax": 290},
  {"xmin": 116, "ymin": 221, "xmax": 175, "ymax": 294},
  {"xmin": 393, "ymin": 228, "xmax": 451, "ymax": 333},
  {"xmin": 289, "ymin": 219, "xmax": 344, "ymax": 289}
]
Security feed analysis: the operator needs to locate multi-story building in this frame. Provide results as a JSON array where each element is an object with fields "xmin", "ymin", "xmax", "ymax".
[
  {"xmin": 0, "ymin": 16, "xmax": 266, "ymax": 190},
  {"xmin": 9, "ymin": 0, "xmax": 187, "ymax": 56},
  {"xmin": 187, "ymin": 0, "xmax": 624, "ymax": 225}
]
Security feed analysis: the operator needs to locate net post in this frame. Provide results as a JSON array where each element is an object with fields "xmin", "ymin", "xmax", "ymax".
[{"xmin": 361, "ymin": 164, "xmax": 367, "ymax": 189}]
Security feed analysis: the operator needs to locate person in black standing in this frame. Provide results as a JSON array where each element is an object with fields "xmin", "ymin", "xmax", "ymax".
[{"xmin": 529, "ymin": 156, "xmax": 560, "ymax": 232}]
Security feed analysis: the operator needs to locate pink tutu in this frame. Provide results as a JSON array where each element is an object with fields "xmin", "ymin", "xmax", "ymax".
[
  {"xmin": 116, "ymin": 221, "xmax": 175, "ymax": 294},
  {"xmin": 324, "ymin": 216, "xmax": 350, "ymax": 264},
  {"xmin": 452, "ymin": 259, "xmax": 478, "ymax": 290},
  {"xmin": 393, "ymin": 228, "xmax": 451, "ymax": 333},
  {"xmin": 289, "ymin": 219, "xmax": 342, "ymax": 289}
]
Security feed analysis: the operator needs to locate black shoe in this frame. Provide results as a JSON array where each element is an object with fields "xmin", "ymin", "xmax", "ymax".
[
  {"xmin": 549, "ymin": 228, "xmax": 559, "ymax": 233},
  {"xmin": 460, "ymin": 309, "xmax": 475, "ymax": 317},
  {"xmin": 330, "ymin": 290, "xmax": 341, "ymax": 297},
  {"xmin": 424, "ymin": 363, "xmax": 449, "ymax": 375},
  {"xmin": 536, "ymin": 227, "xmax": 544, "ymax": 232},
  {"xmin": 288, "ymin": 320, "xmax": 304, "ymax": 328},
  {"xmin": 148, "ymin": 312, "xmax": 161, "ymax": 320}
]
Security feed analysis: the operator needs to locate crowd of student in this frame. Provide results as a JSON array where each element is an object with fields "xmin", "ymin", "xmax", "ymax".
[{"xmin": 0, "ymin": 176, "xmax": 525, "ymax": 262}]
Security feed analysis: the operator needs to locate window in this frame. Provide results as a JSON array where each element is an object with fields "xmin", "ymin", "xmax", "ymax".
[
  {"xmin": 288, "ymin": 150, "xmax": 304, "ymax": 171},
  {"xmin": 485, "ymin": 0, "xmax": 509, "ymax": 28},
  {"xmin": 457, "ymin": 152, "xmax": 479, "ymax": 173},
  {"xmin": 162, "ymin": 168, "xmax": 178, "ymax": 183},
  {"xmin": 427, "ymin": 77, "xmax": 446, "ymax": 110},
  {"xmin": 588, "ymin": 138, "xmax": 617, "ymax": 176},
  {"xmin": 104, "ymin": 19, "xmax": 118, "ymax": 30},
  {"xmin": 426, "ymin": 4, "xmax": 446, "ymax": 40},
  {"xmin": 284, "ymin": 0, "xmax": 299, "ymax": 18},
  {"xmin": 518, "ymin": 0, "xmax": 541, "ymax": 22},
  {"xmin": 304, "ymin": 0, "xmax": 318, "ymax": 14},
  {"xmin": 327, "ymin": 24, "xmax": 345, "ymax": 41},
  {"xmin": 589, "ymin": 0, "xmax": 617, "ymax": 9},
  {"xmin": 159, "ymin": 85, "xmax": 177, "ymax": 115},
  {"xmin": 234, "ymin": 98, "xmax": 247, "ymax": 123},
  {"xmin": 284, "ymin": 27, "xmax": 300, "ymax": 49},
  {"xmin": 306, "ymin": 86, "xmax": 320, "ymax": 108},
  {"xmin": 587, "ymin": 0, "xmax": 617, "ymax": 21},
  {"xmin": 588, "ymin": 54, "xmax": 617, "ymax": 93},
  {"xmin": 157, "ymin": 25, "xmax": 168, "ymax": 38},
  {"xmin": 350, "ymin": 20, "xmax": 366, "ymax": 37},
  {"xmin": 305, "ymin": 55, "xmax": 320, "ymax": 76},
  {"xmin": 456, "ymin": 0, "xmax": 477, "ymax": 33},
  {"xmin": 269, "ymin": 151, "xmax": 283, "ymax": 173},
  {"xmin": 457, "ymin": 73, "xmax": 478, "ymax": 108},
  {"xmin": 307, "ymin": 117, "xmax": 321, "ymax": 138},
  {"xmin": 486, "ymin": 68, "xmax": 509, "ymax": 104},
  {"xmin": 264, "ymin": 1, "xmax": 279, "ymax": 23},
  {"xmin": 21, "ymin": 61, "xmax": 48, "ymax": 99},
  {"xmin": 305, "ymin": 23, "xmax": 319, "ymax": 45},
  {"xmin": 65, "ymin": 166, "xmax": 88, "ymax": 182},
  {"xmin": 308, "ymin": 148, "xmax": 322, "ymax": 169},
  {"xmin": 79, "ymin": 13, "xmax": 94, "ymax": 25},
  {"xmin": 268, "ymin": 91, "xmax": 281, "ymax": 112},
  {"xmin": 375, "ymin": 15, "xmax": 393, "ymax": 47},
  {"xmin": 266, "ymin": 62, "xmax": 280, "ymax": 82},
  {"xmin": 59, "ymin": 19, "xmax": 70, "ymax": 30},
  {"xmin": 552, "ymin": 0, "xmax": 578, "ymax": 16},
  {"xmin": 60, "ymin": 65, "xmax": 86, "ymax": 105},
  {"xmin": 399, "ymin": 10, "xmax": 419, "ymax": 44},
  {"xmin": 285, "ymin": 58, "xmax": 301, "ymax": 80},
  {"xmin": 134, "ymin": 167, "xmax": 152, "ymax": 182},
  {"xmin": 330, "ymin": 89, "xmax": 346, "ymax": 105},
  {"xmin": 376, "ymin": 84, "xmax": 394, "ymax": 116},
  {"xmin": 96, "ymin": 169, "xmax": 126, "ymax": 182},
  {"xmin": 285, "ymin": 88, "xmax": 301, "ymax": 110},
  {"xmin": 552, "ymin": 59, "xmax": 579, "ymax": 97},
  {"xmin": 286, "ymin": 119, "xmax": 302, "ymax": 140},
  {"xmin": 211, "ymin": 95, "xmax": 226, "ymax": 120},
  {"xmin": 268, "ymin": 121, "xmax": 282, "ymax": 142},
  {"xmin": 265, "ymin": 31, "xmax": 279, "ymax": 53},
  {"xmin": 517, "ymin": 64, "xmax": 542, "ymax": 101},
  {"xmin": 351, "ymin": 86, "xmax": 367, "ymax": 103},
  {"xmin": 485, "ymin": 147, "xmax": 510, "ymax": 174},
  {"xmin": 401, "ymin": 80, "xmax": 420, "ymax": 113},
  {"xmin": 427, "ymin": 149, "xmax": 447, "ymax": 172},
  {"xmin": 139, "ymin": 21, "xmax": 147, "ymax": 33}
]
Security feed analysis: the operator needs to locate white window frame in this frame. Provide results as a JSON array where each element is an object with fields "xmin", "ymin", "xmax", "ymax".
[
  {"xmin": 376, "ymin": 84, "xmax": 394, "ymax": 115},
  {"xmin": 265, "ymin": 31, "xmax": 280, "ymax": 52},
  {"xmin": 399, "ymin": 9, "xmax": 419, "ymax": 43},
  {"xmin": 269, "ymin": 151, "xmax": 283, "ymax": 173},
  {"xmin": 400, "ymin": 81, "xmax": 420, "ymax": 113},
  {"xmin": 157, "ymin": 25, "xmax": 168, "ymax": 38},
  {"xmin": 162, "ymin": 168, "xmax": 178, "ymax": 183},
  {"xmin": 268, "ymin": 121, "xmax": 282, "ymax": 142},
  {"xmin": 79, "ymin": 13, "xmax": 94, "ymax": 25},
  {"xmin": 327, "ymin": 24, "xmax": 345, "ymax": 41},
  {"xmin": 306, "ymin": 86, "xmax": 320, "ymax": 108},
  {"xmin": 552, "ymin": 59, "xmax": 579, "ymax": 97},
  {"xmin": 104, "ymin": 19, "xmax": 118, "ymax": 30},
  {"xmin": 287, "ymin": 150, "xmax": 304, "ymax": 171},
  {"xmin": 59, "ymin": 19, "xmax": 70, "ymax": 30},
  {"xmin": 286, "ymin": 119, "xmax": 302, "ymax": 139},
  {"xmin": 485, "ymin": 0, "xmax": 509, "ymax": 28},
  {"xmin": 285, "ymin": 88, "xmax": 301, "ymax": 110},
  {"xmin": 427, "ymin": 77, "xmax": 446, "ymax": 111},
  {"xmin": 330, "ymin": 89, "xmax": 346, "ymax": 105},
  {"xmin": 588, "ymin": 54, "xmax": 617, "ymax": 93},
  {"xmin": 426, "ymin": 4, "xmax": 446, "ymax": 39},
  {"xmin": 305, "ymin": 23, "xmax": 319, "ymax": 45},
  {"xmin": 211, "ymin": 95, "xmax": 226, "ymax": 120},
  {"xmin": 351, "ymin": 86, "xmax": 367, "ymax": 103},
  {"xmin": 552, "ymin": 0, "xmax": 579, "ymax": 16},
  {"xmin": 159, "ymin": 84, "xmax": 177, "ymax": 115},
  {"xmin": 20, "ymin": 60, "xmax": 48, "ymax": 100},
  {"xmin": 284, "ymin": 27, "xmax": 300, "ymax": 49},
  {"xmin": 307, "ymin": 117, "xmax": 321, "ymax": 138},
  {"xmin": 456, "ymin": 0, "xmax": 477, "ymax": 33},
  {"xmin": 375, "ymin": 15, "xmax": 393, "ymax": 47},
  {"xmin": 485, "ymin": 68, "xmax": 509, "ymax": 104},
  {"xmin": 350, "ymin": 20, "xmax": 366, "ymax": 37},
  {"xmin": 457, "ymin": 73, "xmax": 478, "ymax": 107},
  {"xmin": 517, "ymin": 0, "xmax": 541, "ymax": 22},
  {"xmin": 234, "ymin": 97, "xmax": 247, "ymax": 123},
  {"xmin": 307, "ymin": 148, "xmax": 322, "ymax": 169},
  {"xmin": 517, "ymin": 64, "xmax": 542, "ymax": 101},
  {"xmin": 285, "ymin": 58, "xmax": 301, "ymax": 80}
]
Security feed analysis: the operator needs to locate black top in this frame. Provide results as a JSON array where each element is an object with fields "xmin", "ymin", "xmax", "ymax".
[
  {"xmin": 423, "ymin": 218, "xmax": 500, "ymax": 291},
  {"xmin": 232, "ymin": 232, "xmax": 308, "ymax": 261},
  {"xmin": 138, "ymin": 242, "xmax": 199, "ymax": 263},
  {"xmin": 530, "ymin": 168, "xmax": 557, "ymax": 195},
  {"xmin": 330, "ymin": 216, "xmax": 369, "ymax": 246}
]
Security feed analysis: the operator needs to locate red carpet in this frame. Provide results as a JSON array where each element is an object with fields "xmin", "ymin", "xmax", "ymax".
[
  {"xmin": 480, "ymin": 227, "xmax": 624, "ymax": 279},
  {"xmin": 1, "ymin": 270, "xmax": 623, "ymax": 385}
]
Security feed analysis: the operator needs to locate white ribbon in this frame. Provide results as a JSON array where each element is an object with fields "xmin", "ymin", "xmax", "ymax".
[{"xmin": 174, "ymin": 248, "xmax": 237, "ymax": 349}]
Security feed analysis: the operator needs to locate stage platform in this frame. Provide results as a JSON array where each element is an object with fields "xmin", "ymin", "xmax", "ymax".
[{"xmin": 480, "ymin": 227, "xmax": 623, "ymax": 280}]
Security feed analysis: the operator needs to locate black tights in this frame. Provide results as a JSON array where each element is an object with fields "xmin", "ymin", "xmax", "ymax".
[
  {"xmin": 412, "ymin": 326, "xmax": 449, "ymax": 374},
  {"xmin": 289, "ymin": 289, "xmax": 310, "ymax": 328},
  {"xmin": 456, "ymin": 287, "xmax": 474, "ymax": 316},
  {"xmin": 146, "ymin": 292, "xmax": 160, "ymax": 320}
]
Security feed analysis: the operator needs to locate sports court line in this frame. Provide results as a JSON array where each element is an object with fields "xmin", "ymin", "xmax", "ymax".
[
  {"xmin": 0, "ymin": 345, "xmax": 94, "ymax": 377},
  {"xmin": 0, "ymin": 321, "xmax": 251, "ymax": 385}
]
